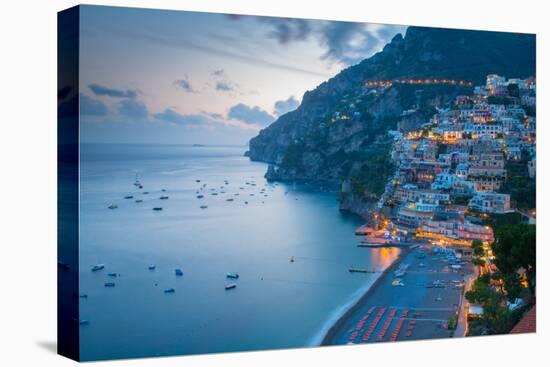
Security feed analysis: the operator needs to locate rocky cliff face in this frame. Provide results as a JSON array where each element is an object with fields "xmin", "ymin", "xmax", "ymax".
[{"xmin": 247, "ymin": 26, "xmax": 535, "ymax": 216}]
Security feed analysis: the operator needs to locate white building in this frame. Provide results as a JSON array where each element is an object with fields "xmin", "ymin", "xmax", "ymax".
[{"xmin": 469, "ymin": 192, "xmax": 512, "ymax": 214}]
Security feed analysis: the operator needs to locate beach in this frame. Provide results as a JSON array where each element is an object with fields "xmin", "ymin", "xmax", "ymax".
[{"xmin": 322, "ymin": 243, "xmax": 475, "ymax": 345}]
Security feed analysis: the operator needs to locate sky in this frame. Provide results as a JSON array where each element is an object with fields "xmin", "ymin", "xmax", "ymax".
[{"xmin": 77, "ymin": 5, "xmax": 407, "ymax": 145}]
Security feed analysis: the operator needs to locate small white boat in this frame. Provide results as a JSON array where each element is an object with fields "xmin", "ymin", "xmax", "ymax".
[
  {"xmin": 225, "ymin": 283, "xmax": 237, "ymax": 290},
  {"xmin": 226, "ymin": 272, "xmax": 239, "ymax": 279},
  {"xmin": 107, "ymin": 204, "xmax": 118, "ymax": 210},
  {"xmin": 148, "ymin": 264, "xmax": 156, "ymax": 270}
]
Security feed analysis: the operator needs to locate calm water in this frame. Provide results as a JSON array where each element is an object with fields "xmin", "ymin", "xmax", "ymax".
[{"xmin": 78, "ymin": 144, "xmax": 399, "ymax": 360}]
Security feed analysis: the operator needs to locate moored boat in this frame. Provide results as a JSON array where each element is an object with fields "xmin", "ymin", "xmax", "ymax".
[{"xmin": 91, "ymin": 264, "xmax": 105, "ymax": 272}]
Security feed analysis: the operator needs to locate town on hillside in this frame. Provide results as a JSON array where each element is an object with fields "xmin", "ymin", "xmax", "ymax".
[{"xmin": 355, "ymin": 74, "xmax": 536, "ymax": 335}]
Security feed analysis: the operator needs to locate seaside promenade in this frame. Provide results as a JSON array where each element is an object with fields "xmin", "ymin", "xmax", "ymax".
[{"xmin": 323, "ymin": 243, "xmax": 475, "ymax": 345}]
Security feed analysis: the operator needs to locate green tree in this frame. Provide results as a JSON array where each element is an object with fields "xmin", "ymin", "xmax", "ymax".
[
  {"xmin": 491, "ymin": 224, "xmax": 536, "ymax": 299},
  {"xmin": 471, "ymin": 240, "xmax": 484, "ymax": 257}
]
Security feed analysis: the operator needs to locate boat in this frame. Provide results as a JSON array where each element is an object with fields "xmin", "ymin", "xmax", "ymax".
[
  {"xmin": 160, "ymin": 196, "xmax": 169, "ymax": 200},
  {"xmin": 394, "ymin": 264, "xmax": 409, "ymax": 277},
  {"xmin": 133, "ymin": 174, "xmax": 141, "ymax": 187},
  {"xmin": 107, "ymin": 272, "xmax": 118, "ymax": 277},
  {"xmin": 349, "ymin": 268, "xmax": 375, "ymax": 273},
  {"xmin": 107, "ymin": 204, "xmax": 118, "ymax": 210},
  {"xmin": 164, "ymin": 288, "xmax": 175, "ymax": 293},
  {"xmin": 124, "ymin": 195, "xmax": 134, "ymax": 199},
  {"xmin": 197, "ymin": 195, "xmax": 204, "ymax": 199},
  {"xmin": 91, "ymin": 264, "xmax": 105, "ymax": 272},
  {"xmin": 195, "ymin": 180, "xmax": 201, "ymax": 183},
  {"xmin": 79, "ymin": 319, "xmax": 89, "ymax": 325},
  {"xmin": 104, "ymin": 282, "xmax": 115, "ymax": 287},
  {"xmin": 161, "ymin": 189, "xmax": 167, "ymax": 192},
  {"xmin": 225, "ymin": 283, "xmax": 237, "ymax": 290},
  {"xmin": 135, "ymin": 199, "xmax": 143, "ymax": 203},
  {"xmin": 152, "ymin": 207, "xmax": 163, "ymax": 211},
  {"xmin": 58, "ymin": 261, "xmax": 70, "ymax": 271},
  {"xmin": 226, "ymin": 272, "xmax": 239, "ymax": 279},
  {"xmin": 290, "ymin": 256, "xmax": 295, "ymax": 263},
  {"xmin": 175, "ymin": 268, "xmax": 183, "ymax": 276},
  {"xmin": 200, "ymin": 205, "xmax": 208, "ymax": 209},
  {"xmin": 143, "ymin": 191, "xmax": 149, "ymax": 195},
  {"xmin": 226, "ymin": 198, "xmax": 234, "ymax": 202},
  {"xmin": 392, "ymin": 280, "xmax": 404, "ymax": 287},
  {"xmin": 148, "ymin": 264, "xmax": 156, "ymax": 270}
]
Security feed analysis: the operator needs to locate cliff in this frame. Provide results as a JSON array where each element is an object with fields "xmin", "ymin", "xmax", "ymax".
[{"xmin": 248, "ymin": 26, "xmax": 535, "ymax": 216}]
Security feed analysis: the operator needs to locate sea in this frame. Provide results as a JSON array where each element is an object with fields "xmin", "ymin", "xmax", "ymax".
[{"xmin": 78, "ymin": 144, "xmax": 399, "ymax": 360}]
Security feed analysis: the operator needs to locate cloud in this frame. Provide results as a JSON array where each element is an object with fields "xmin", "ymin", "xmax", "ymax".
[
  {"xmin": 274, "ymin": 96, "xmax": 300, "ymax": 116},
  {"xmin": 228, "ymin": 103, "xmax": 274, "ymax": 126},
  {"xmin": 173, "ymin": 77, "xmax": 195, "ymax": 93},
  {"xmin": 259, "ymin": 17, "xmax": 313, "ymax": 44},
  {"xmin": 80, "ymin": 94, "xmax": 108, "ymax": 116},
  {"xmin": 246, "ymin": 17, "xmax": 406, "ymax": 66},
  {"xmin": 153, "ymin": 108, "xmax": 213, "ymax": 125},
  {"xmin": 117, "ymin": 98, "xmax": 148, "ymax": 119},
  {"xmin": 319, "ymin": 22, "xmax": 371, "ymax": 65},
  {"xmin": 215, "ymin": 81, "xmax": 234, "ymax": 92},
  {"xmin": 89, "ymin": 83, "xmax": 138, "ymax": 99},
  {"xmin": 211, "ymin": 69, "xmax": 225, "ymax": 77},
  {"xmin": 201, "ymin": 111, "xmax": 224, "ymax": 120},
  {"xmin": 104, "ymin": 27, "xmax": 331, "ymax": 78}
]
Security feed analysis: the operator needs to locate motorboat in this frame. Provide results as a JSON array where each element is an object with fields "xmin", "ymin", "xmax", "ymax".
[
  {"xmin": 225, "ymin": 283, "xmax": 237, "ymax": 290},
  {"xmin": 91, "ymin": 264, "xmax": 105, "ymax": 272},
  {"xmin": 148, "ymin": 264, "xmax": 156, "ymax": 270},
  {"xmin": 153, "ymin": 207, "xmax": 163, "ymax": 211},
  {"xmin": 226, "ymin": 273, "xmax": 239, "ymax": 279},
  {"xmin": 164, "ymin": 288, "xmax": 175, "ymax": 293},
  {"xmin": 175, "ymin": 268, "xmax": 183, "ymax": 276},
  {"xmin": 160, "ymin": 196, "xmax": 169, "ymax": 200},
  {"xmin": 107, "ymin": 204, "xmax": 118, "ymax": 210},
  {"xmin": 104, "ymin": 282, "xmax": 115, "ymax": 287}
]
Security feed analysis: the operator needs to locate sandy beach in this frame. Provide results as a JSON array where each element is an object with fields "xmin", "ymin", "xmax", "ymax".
[{"xmin": 322, "ymin": 243, "xmax": 475, "ymax": 345}]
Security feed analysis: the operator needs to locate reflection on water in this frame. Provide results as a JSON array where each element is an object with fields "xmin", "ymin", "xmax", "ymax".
[{"xmin": 78, "ymin": 144, "xmax": 399, "ymax": 360}]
